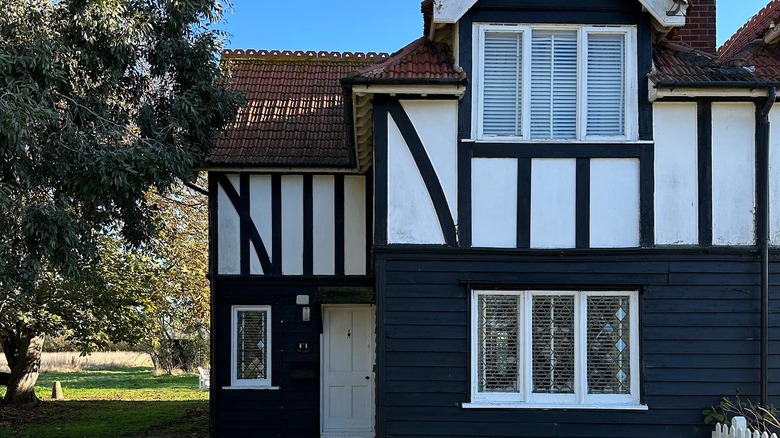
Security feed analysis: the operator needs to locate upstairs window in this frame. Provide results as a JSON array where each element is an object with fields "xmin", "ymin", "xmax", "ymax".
[{"xmin": 475, "ymin": 24, "xmax": 637, "ymax": 141}]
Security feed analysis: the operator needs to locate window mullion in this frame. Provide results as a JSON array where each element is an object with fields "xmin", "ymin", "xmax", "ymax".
[
  {"xmin": 630, "ymin": 292, "xmax": 640, "ymax": 401},
  {"xmin": 476, "ymin": 28, "xmax": 485, "ymax": 139},
  {"xmin": 515, "ymin": 33, "xmax": 522, "ymax": 137},
  {"xmin": 576, "ymin": 292, "xmax": 588, "ymax": 404},
  {"xmin": 577, "ymin": 28, "xmax": 586, "ymax": 141},
  {"xmin": 523, "ymin": 292, "xmax": 532, "ymax": 402},
  {"xmin": 548, "ymin": 33, "xmax": 555, "ymax": 139},
  {"xmin": 470, "ymin": 291, "xmax": 478, "ymax": 399},
  {"xmin": 522, "ymin": 29, "xmax": 532, "ymax": 140}
]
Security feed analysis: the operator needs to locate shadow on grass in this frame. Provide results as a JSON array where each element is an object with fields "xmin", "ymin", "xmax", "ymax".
[{"xmin": 0, "ymin": 400, "xmax": 208, "ymax": 438}]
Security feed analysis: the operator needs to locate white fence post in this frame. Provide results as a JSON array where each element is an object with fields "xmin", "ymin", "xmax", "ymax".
[{"xmin": 711, "ymin": 417, "xmax": 779, "ymax": 438}]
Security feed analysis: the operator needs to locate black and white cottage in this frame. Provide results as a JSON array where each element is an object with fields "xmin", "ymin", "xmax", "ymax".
[{"xmin": 204, "ymin": 0, "xmax": 780, "ymax": 436}]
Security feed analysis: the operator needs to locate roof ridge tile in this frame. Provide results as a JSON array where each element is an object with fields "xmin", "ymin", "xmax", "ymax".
[
  {"xmin": 222, "ymin": 49, "xmax": 390, "ymax": 62},
  {"xmin": 719, "ymin": 0, "xmax": 780, "ymax": 61}
]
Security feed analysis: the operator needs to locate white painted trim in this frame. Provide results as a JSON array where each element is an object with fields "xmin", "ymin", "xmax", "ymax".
[
  {"xmin": 469, "ymin": 290, "xmax": 640, "ymax": 408},
  {"xmin": 230, "ymin": 305, "xmax": 272, "ymax": 388},
  {"xmin": 433, "ymin": 0, "xmax": 685, "ymax": 30},
  {"xmin": 581, "ymin": 27, "xmax": 639, "ymax": 142},
  {"xmin": 637, "ymin": 0, "xmax": 687, "ymax": 28},
  {"xmin": 462, "ymin": 139, "xmax": 655, "ymax": 144},
  {"xmin": 321, "ymin": 433, "xmax": 374, "ymax": 438},
  {"xmin": 462, "ymin": 402, "xmax": 648, "ymax": 410},
  {"xmin": 222, "ymin": 386, "xmax": 280, "ymax": 391},
  {"xmin": 472, "ymin": 23, "xmax": 638, "ymax": 142},
  {"xmin": 321, "ymin": 305, "xmax": 376, "ymax": 438},
  {"xmin": 432, "ymin": 0, "xmax": 479, "ymax": 24},
  {"xmin": 351, "ymin": 85, "xmax": 465, "ymax": 96},
  {"xmin": 649, "ymin": 86, "xmax": 772, "ymax": 101}
]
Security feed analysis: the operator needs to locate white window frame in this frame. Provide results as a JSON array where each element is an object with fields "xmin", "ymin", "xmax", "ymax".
[
  {"xmin": 231, "ymin": 305, "xmax": 272, "ymax": 388},
  {"xmin": 466, "ymin": 290, "xmax": 644, "ymax": 410},
  {"xmin": 472, "ymin": 23, "xmax": 638, "ymax": 142}
]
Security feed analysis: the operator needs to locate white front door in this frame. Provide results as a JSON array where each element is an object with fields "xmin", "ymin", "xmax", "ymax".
[{"xmin": 321, "ymin": 306, "xmax": 375, "ymax": 438}]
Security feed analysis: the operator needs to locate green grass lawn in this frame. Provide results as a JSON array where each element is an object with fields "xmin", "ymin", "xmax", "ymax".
[{"xmin": 0, "ymin": 367, "xmax": 208, "ymax": 438}]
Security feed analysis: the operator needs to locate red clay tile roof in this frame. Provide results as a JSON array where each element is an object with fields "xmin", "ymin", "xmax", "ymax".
[
  {"xmin": 344, "ymin": 37, "xmax": 467, "ymax": 84},
  {"xmin": 208, "ymin": 49, "xmax": 388, "ymax": 168},
  {"xmin": 719, "ymin": 0, "xmax": 780, "ymax": 61},
  {"xmin": 649, "ymin": 42, "xmax": 761, "ymax": 86}
]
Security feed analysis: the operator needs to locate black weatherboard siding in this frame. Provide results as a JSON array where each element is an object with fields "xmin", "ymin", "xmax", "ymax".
[
  {"xmin": 374, "ymin": 247, "xmax": 780, "ymax": 438},
  {"xmin": 212, "ymin": 277, "xmax": 371, "ymax": 438}
]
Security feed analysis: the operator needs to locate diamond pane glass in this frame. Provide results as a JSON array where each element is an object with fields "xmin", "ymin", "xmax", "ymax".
[
  {"xmin": 532, "ymin": 295, "xmax": 575, "ymax": 394},
  {"xmin": 237, "ymin": 310, "xmax": 268, "ymax": 380},
  {"xmin": 478, "ymin": 295, "xmax": 520, "ymax": 393},
  {"xmin": 587, "ymin": 296, "xmax": 631, "ymax": 394}
]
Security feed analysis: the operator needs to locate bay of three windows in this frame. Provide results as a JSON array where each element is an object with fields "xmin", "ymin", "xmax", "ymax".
[
  {"xmin": 475, "ymin": 24, "xmax": 638, "ymax": 141},
  {"xmin": 471, "ymin": 290, "xmax": 640, "ymax": 408}
]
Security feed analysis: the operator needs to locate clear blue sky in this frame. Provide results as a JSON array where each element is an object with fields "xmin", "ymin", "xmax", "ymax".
[{"xmin": 218, "ymin": 1, "xmax": 772, "ymax": 53}]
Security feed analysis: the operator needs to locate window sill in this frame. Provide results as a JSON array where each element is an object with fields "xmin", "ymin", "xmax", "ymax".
[
  {"xmin": 462, "ymin": 402, "xmax": 648, "ymax": 411},
  {"xmin": 463, "ymin": 139, "xmax": 653, "ymax": 144},
  {"xmin": 222, "ymin": 386, "xmax": 280, "ymax": 391}
]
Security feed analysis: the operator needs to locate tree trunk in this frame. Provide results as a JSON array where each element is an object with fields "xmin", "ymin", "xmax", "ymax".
[{"xmin": 1, "ymin": 331, "xmax": 44, "ymax": 404}]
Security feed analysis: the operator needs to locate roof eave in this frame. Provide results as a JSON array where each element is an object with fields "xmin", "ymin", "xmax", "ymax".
[
  {"xmin": 637, "ymin": 0, "xmax": 688, "ymax": 29},
  {"xmin": 342, "ymin": 77, "xmax": 468, "ymax": 86},
  {"xmin": 652, "ymin": 80, "xmax": 780, "ymax": 89},
  {"xmin": 202, "ymin": 161, "xmax": 357, "ymax": 170},
  {"xmin": 649, "ymin": 81, "xmax": 780, "ymax": 101},
  {"xmin": 432, "ymin": 0, "xmax": 687, "ymax": 29}
]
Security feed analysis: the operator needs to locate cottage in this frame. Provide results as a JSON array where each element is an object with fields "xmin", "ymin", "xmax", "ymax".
[{"xmin": 205, "ymin": 0, "xmax": 780, "ymax": 436}]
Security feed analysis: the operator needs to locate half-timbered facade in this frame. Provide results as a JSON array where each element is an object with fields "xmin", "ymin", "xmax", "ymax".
[{"xmin": 206, "ymin": 0, "xmax": 780, "ymax": 436}]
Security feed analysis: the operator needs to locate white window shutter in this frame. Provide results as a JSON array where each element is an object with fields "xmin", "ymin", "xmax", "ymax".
[
  {"xmin": 586, "ymin": 33, "xmax": 626, "ymax": 137},
  {"xmin": 530, "ymin": 30, "xmax": 577, "ymax": 140},
  {"xmin": 482, "ymin": 32, "xmax": 523, "ymax": 137}
]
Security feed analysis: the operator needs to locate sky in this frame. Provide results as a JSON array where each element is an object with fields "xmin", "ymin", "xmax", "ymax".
[{"xmin": 218, "ymin": 1, "xmax": 773, "ymax": 53}]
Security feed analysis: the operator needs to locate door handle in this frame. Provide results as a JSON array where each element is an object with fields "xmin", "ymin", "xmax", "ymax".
[{"xmin": 365, "ymin": 376, "xmax": 370, "ymax": 380}]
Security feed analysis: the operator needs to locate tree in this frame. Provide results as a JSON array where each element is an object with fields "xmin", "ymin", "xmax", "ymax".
[
  {"xmin": 0, "ymin": 0, "xmax": 240, "ymax": 403},
  {"xmin": 116, "ymin": 178, "xmax": 211, "ymax": 374}
]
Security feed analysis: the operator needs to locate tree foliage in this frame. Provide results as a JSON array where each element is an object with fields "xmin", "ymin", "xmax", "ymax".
[
  {"xmin": 0, "ymin": 0, "xmax": 239, "ymax": 403},
  {"xmin": 119, "ymin": 178, "xmax": 211, "ymax": 373}
]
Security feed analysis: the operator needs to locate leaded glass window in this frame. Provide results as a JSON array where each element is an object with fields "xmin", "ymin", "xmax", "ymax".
[
  {"xmin": 532, "ymin": 295, "xmax": 575, "ymax": 394},
  {"xmin": 231, "ymin": 306, "xmax": 271, "ymax": 387},
  {"xmin": 478, "ymin": 295, "xmax": 520, "ymax": 392},
  {"xmin": 587, "ymin": 296, "xmax": 631, "ymax": 395},
  {"xmin": 471, "ymin": 290, "xmax": 639, "ymax": 407}
]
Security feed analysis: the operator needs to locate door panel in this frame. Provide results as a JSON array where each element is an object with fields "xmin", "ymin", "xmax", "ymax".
[{"xmin": 322, "ymin": 306, "xmax": 374, "ymax": 437}]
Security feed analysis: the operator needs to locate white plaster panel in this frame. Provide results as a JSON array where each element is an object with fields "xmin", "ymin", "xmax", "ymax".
[
  {"xmin": 712, "ymin": 103, "xmax": 756, "ymax": 245},
  {"xmin": 217, "ymin": 174, "xmax": 240, "ymax": 274},
  {"xmin": 401, "ymin": 100, "xmax": 458, "ymax": 223},
  {"xmin": 281, "ymin": 175, "xmax": 304, "ymax": 275},
  {"xmin": 387, "ymin": 114, "xmax": 445, "ymax": 244},
  {"xmin": 590, "ymin": 159, "xmax": 640, "ymax": 248},
  {"xmin": 531, "ymin": 159, "xmax": 577, "ymax": 248},
  {"xmin": 770, "ymin": 107, "xmax": 780, "ymax": 245},
  {"xmin": 471, "ymin": 158, "xmax": 518, "ymax": 248},
  {"xmin": 249, "ymin": 175, "xmax": 273, "ymax": 274},
  {"xmin": 344, "ymin": 176, "xmax": 367, "ymax": 275},
  {"xmin": 653, "ymin": 103, "xmax": 699, "ymax": 245},
  {"xmin": 312, "ymin": 175, "xmax": 335, "ymax": 275}
]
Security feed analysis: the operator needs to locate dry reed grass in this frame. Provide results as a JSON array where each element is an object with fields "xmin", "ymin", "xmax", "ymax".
[{"xmin": 0, "ymin": 351, "xmax": 152, "ymax": 373}]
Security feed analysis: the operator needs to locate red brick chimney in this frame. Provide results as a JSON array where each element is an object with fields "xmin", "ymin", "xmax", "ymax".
[{"xmin": 666, "ymin": 0, "xmax": 717, "ymax": 54}]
